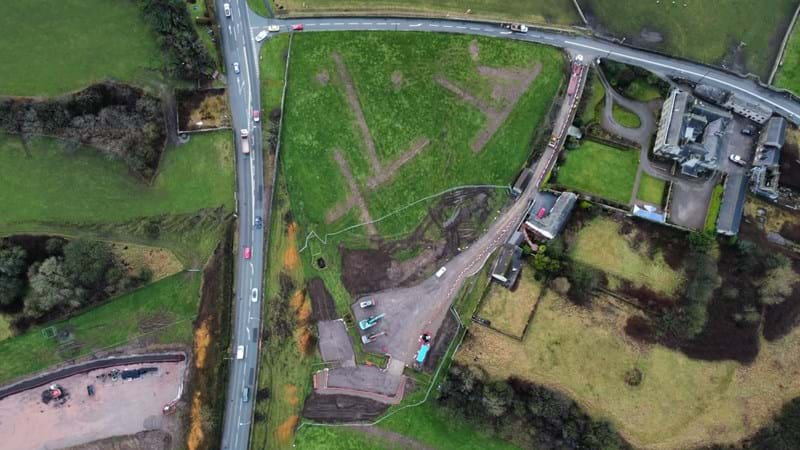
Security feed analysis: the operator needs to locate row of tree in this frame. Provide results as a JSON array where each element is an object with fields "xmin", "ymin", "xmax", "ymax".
[
  {"xmin": 0, "ymin": 82, "xmax": 166, "ymax": 179},
  {"xmin": 0, "ymin": 239, "xmax": 149, "ymax": 327},
  {"xmin": 138, "ymin": 0, "xmax": 216, "ymax": 81},
  {"xmin": 439, "ymin": 363, "xmax": 628, "ymax": 449}
]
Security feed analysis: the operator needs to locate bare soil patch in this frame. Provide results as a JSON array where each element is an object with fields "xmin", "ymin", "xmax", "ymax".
[
  {"xmin": 391, "ymin": 70, "xmax": 404, "ymax": 89},
  {"xmin": 308, "ymin": 277, "xmax": 337, "ymax": 321},
  {"xmin": 301, "ymin": 393, "xmax": 389, "ymax": 423},
  {"xmin": 176, "ymin": 88, "xmax": 230, "ymax": 132},
  {"xmin": 424, "ymin": 310, "xmax": 459, "ymax": 373},
  {"xmin": 331, "ymin": 52, "xmax": 381, "ymax": 174},
  {"xmin": 283, "ymin": 222, "xmax": 300, "ymax": 270},
  {"xmin": 468, "ymin": 39, "xmax": 480, "ymax": 61},
  {"xmin": 326, "ymin": 150, "xmax": 378, "ymax": 236},
  {"xmin": 63, "ymin": 430, "xmax": 172, "ymax": 450},
  {"xmin": 276, "ymin": 415, "xmax": 300, "ymax": 445},
  {"xmin": 435, "ymin": 63, "xmax": 541, "ymax": 152},
  {"xmin": 316, "ymin": 70, "xmax": 330, "ymax": 86}
]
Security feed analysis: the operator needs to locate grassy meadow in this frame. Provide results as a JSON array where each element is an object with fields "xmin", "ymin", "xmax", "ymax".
[
  {"xmin": 612, "ymin": 102, "xmax": 641, "ymax": 128},
  {"xmin": 477, "ymin": 272, "xmax": 542, "ymax": 337},
  {"xmin": 555, "ymin": 140, "xmax": 639, "ymax": 204},
  {"xmin": 637, "ymin": 173, "xmax": 667, "ymax": 206},
  {"xmin": 267, "ymin": 0, "xmax": 579, "ymax": 25},
  {"xmin": 775, "ymin": 21, "xmax": 800, "ymax": 94},
  {"xmin": 456, "ymin": 284, "xmax": 800, "ymax": 448},
  {"xmin": 580, "ymin": 0, "xmax": 797, "ymax": 78},
  {"xmin": 0, "ymin": 0, "xmax": 165, "ymax": 96},
  {"xmin": 281, "ymin": 31, "xmax": 564, "ymax": 238},
  {"xmin": 0, "ymin": 272, "xmax": 201, "ymax": 384}
]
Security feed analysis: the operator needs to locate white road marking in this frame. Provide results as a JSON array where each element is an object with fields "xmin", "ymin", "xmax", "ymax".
[
  {"xmin": 500, "ymin": 31, "xmax": 512, "ymax": 35},
  {"xmin": 456, "ymin": 26, "xmax": 466, "ymax": 29},
  {"xmin": 334, "ymin": 22, "xmax": 344, "ymax": 25},
  {"xmin": 544, "ymin": 36, "xmax": 554, "ymax": 40},
  {"xmin": 469, "ymin": 27, "xmax": 480, "ymax": 31},
  {"xmin": 307, "ymin": 23, "xmax": 317, "ymax": 26},
  {"xmin": 429, "ymin": 24, "xmax": 439, "ymax": 27},
  {"xmin": 320, "ymin": 22, "xmax": 330, "ymax": 25},
  {"xmin": 409, "ymin": 23, "xmax": 422, "ymax": 27},
  {"xmin": 482, "ymin": 28, "xmax": 493, "ymax": 32},
  {"xmin": 361, "ymin": 22, "xmax": 373, "ymax": 25},
  {"xmin": 563, "ymin": 40, "xmax": 799, "ymax": 118},
  {"xmin": 377, "ymin": 22, "xmax": 387, "ymax": 25},
  {"xmin": 442, "ymin": 25, "xmax": 452, "ymax": 28}
]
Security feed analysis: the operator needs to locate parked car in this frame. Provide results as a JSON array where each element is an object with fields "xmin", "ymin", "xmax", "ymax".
[
  {"xmin": 359, "ymin": 298, "xmax": 375, "ymax": 308},
  {"xmin": 253, "ymin": 109, "xmax": 260, "ymax": 122},
  {"xmin": 267, "ymin": 25, "xmax": 280, "ymax": 32},
  {"xmin": 729, "ymin": 154, "xmax": 746, "ymax": 166},
  {"xmin": 244, "ymin": 247, "xmax": 251, "ymax": 259},
  {"xmin": 741, "ymin": 126, "xmax": 755, "ymax": 136},
  {"xmin": 233, "ymin": 62, "xmax": 240, "ymax": 74},
  {"xmin": 291, "ymin": 24, "xmax": 304, "ymax": 31},
  {"xmin": 255, "ymin": 30, "xmax": 268, "ymax": 42},
  {"xmin": 251, "ymin": 288, "xmax": 259, "ymax": 303},
  {"xmin": 223, "ymin": 3, "xmax": 231, "ymax": 17}
]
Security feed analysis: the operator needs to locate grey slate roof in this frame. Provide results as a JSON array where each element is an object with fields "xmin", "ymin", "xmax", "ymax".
[
  {"xmin": 716, "ymin": 172, "xmax": 748, "ymax": 236},
  {"xmin": 491, "ymin": 243, "xmax": 523, "ymax": 288},
  {"xmin": 525, "ymin": 192, "xmax": 578, "ymax": 239},
  {"xmin": 759, "ymin": 116, "xmax": 787, "ymax": 149}
]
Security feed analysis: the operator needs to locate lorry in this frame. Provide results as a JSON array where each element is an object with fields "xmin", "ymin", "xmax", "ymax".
[
  {"xmin": 500, "ymin": 23, "xmax": 528, "ymax": 33},
  {"xmin": 236, "ymin": 345, "xmax": 245, "ymax": 360},
  {"xmin": 240, "ymin": 129, "xmax": 250, "ymax": 154},
  {"xmin": 414, "ymin": 334, "xmax": 432, "ymax": 368}
]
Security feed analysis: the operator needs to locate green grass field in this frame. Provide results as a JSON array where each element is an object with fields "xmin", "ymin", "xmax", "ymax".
[
  {"xmin": 0, "ymin": 272, "xmax": 200, "ymax": 384},
  {"xmin": 0, "ymin": 0, "xmax": 166, "ymax": 96},
  {"xmin": 612, "ymin": 102, "xmax": 641, "ymax": 128},
  {"xmin": 621, "ymin": 79, "xmax": 664, "ymax": 102},
  {"xmin": 705, "ymin": 184, "xmax": 725, "ymax": 232},
  {"xmin": 775, "ymin": 23, "xmax": 800, "ymax": 94},
  {"xmin": 281, "ymin": 31, "xmax": 564, "ymax": 237},
  {"xmin": 637, "ymin": 173, "xmax": 667, "ymax": 206},
  {"xmin": 268, "ymin": 0, "xmax": 579, "ymax": 25},
  {"xmin": 478, "ymin": 273, "xmax": 542, "ymax": 337},
  {"xmin": 569, "ymin": 216, "xmax": 684, "ymax": 295},
  {"xmin": 555, "ymin": 140, "xmax": 639, "ymax": 205},
  {"xmin": 294, "ymin": 427, "xmax": 393, "ymax": 449},
  {"xmin": 578, "ymin": 71, "xmax": 606, "ymax": 126},
  {"xmin": 581, "ymin": 0, "xmax": 797, "ymax": 78},
  {"xmin": 0, "ymin": 132, "xmax": 234, "ymax": 227}
]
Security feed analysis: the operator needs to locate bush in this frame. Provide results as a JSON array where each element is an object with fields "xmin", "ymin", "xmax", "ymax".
[
  {"xmin": 566, "ymin": 264, "xmax": 603, "ymax": 305},
  {"xmin": 0, "ymin": 245, "xmax": 27, "ymax": 308}
]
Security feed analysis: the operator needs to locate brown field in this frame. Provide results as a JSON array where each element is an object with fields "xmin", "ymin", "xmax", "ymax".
[{"xmin": 456, "ymin": 288, "xmax": 800, "ymax": 449}]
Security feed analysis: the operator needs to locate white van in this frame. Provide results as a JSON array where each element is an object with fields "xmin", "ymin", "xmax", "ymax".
[
  {"xmin": 236, "ymin": 345, "xmax": 245, "ymax": 360},
  {"xmin": 255, "ymin": 30, "xmax": 268, "ymax": 42},
  {"xmin": 224, "ymin": 3, "xmax": 231, "ymax": 17},
  {"xmin": 435, "ymin": 266, "xmax": 447, "ymax": 278}
]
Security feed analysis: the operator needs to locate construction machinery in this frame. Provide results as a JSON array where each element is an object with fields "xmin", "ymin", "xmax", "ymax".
[{"xmin": 358, "ymin": 313, "xmax": 385, "ymax": 330}]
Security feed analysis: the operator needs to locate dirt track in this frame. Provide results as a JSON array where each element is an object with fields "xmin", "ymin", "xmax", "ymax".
[{"xmin": 0, "ymin": 361, "xmax": 186, "ymax": 450}]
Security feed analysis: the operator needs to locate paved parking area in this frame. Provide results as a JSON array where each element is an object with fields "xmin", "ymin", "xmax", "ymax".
[
  {"xmin": 0, "ymin": 361, "xmax": 185, "ymax": 450},
  {"xmin": 318, "ymin": 319, "xmax": 355, "ymax": 367}
]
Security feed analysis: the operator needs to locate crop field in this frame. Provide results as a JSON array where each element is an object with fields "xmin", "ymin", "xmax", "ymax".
[
  {"xmin": 281, "ymin": 31, "xmax": 564, "ymax": 238},
  {"xmin": 637, "ymin": 173, "xmax": 667, "ymax": 206},
  {"xmin": 0, "ymin": 272, "xmax": 201, "ymax": 384},
  {"xmin": 456, "ymin": 283, "xmax": 800, "ymax": 448},
  {"xmin": 268, "ymin": 0, "xmax": 579, "ymax": 25},
  {"xmin": 569, "ymin": 216, "xmax": 684, "ymax": 296},
  {"xmin": 0, "ymin": 132, "xmax": 233, "ymax": 227},
  {"xmin": 554, "ymin": 140, "xmax": 639, "ymax": 205},
  {"xmin": 580, "ymin": 0, "xmax": 797, "ymax": 78},
  {"xmin": 0, "ymin": 0, "xmax": 165, "ymax": 96},
  {"xmin": 477, "ymin": 272, "xmax": 542, "ymax": 337}
]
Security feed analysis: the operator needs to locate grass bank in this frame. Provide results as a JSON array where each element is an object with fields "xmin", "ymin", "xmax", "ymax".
[
  {"xmin": 0, "ymin": 272, "xmax": 201, "ymax": 384},
  {"xmin": 0, "ymin": 0, "xmax": 166, "ymax": 96},
  {"xmin": 612, "ymin": 102, "xmax": 641, "ymax": 128},
  {"xmin": 268, "ymin": 0, "xmax": 579, "ymax": 25}
]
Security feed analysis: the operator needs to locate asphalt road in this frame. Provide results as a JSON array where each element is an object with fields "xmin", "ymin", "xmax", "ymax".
[
  {"xmin": 218, "ymin": 8, "xmax": 800, "ymax": 450},
  {"xmin": 217, "ymin": 1, "xmax": 265, "ymax": 449}
]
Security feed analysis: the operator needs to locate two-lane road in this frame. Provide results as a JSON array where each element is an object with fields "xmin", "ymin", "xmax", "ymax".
[{"xmin": 217, "ymin": 1, "xmax": 265, "ymax": 449}]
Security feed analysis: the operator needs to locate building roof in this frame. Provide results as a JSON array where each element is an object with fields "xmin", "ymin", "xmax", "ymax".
[
  {"xmin": 753, "ymin": 146, "xmax": 781, "ymax": 167},
  {"xmin": 693, "ymin": 84, "xmax": 728, "ymax": 104},
  {"xmin": 491, "ymin": 243, "xmax": 523, "ymax": 287},
  {"xmin": 525, "ymin": 191, "xmax": 577, "ymax": 239},
  {"xmin": 759, "ymin": 116, "xmax": 787, "ymax": 149},
  {"xmin": 716, "ymin": 172, "xmax": 748, "ymax": 236},
  {"xmin": 512, "ymin": 168, "xmax": 534, "ymax": 195},
  {"xmin": 632, "ymin": 205, "xmax": 666, "ymax": 223}
]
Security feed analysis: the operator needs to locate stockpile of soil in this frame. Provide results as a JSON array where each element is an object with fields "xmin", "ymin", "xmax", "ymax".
[
  {"xmin": 302, "ymin": 393, "xmax": 388, "ymax": 423},
  {"xmin": 0, "ymin": 82, "xmax": 166, "ymax": 179},
  {"xmin": 425, "ymin": 312, "xmax": 460, "ymax": 374},
  {"xmin": 307, "ymin": 277, "xmax": 336, "ymax": 321}
]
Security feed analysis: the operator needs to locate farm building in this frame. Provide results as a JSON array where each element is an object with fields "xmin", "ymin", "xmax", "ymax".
[
  {"xmin": 491, "ymin": 243, "xmax": 523, "ymax": 288},
  {"xmin": 750, "ymin": 116, "xmax": 786, "ymax": 200},
  {"xmin": 524, "ymin": 191, "xmax": 577, "ymax": 239}
]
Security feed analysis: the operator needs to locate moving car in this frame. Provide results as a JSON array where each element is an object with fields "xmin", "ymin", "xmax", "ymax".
[
  {"xmin": 267, "ymin": 25, "xmax": 280, "ymax": 32},
  {"xmin": 729, "ymin": 154, "xmax": 746, "ymax": 166},
  {"xmin": 500, "ymin": 22, "xmax": 528, "ymax": 33},
  {"xmin": 223, "ymin": 3, "xmax": 231, "ymax": 17},
  {"xmin": 255, "ymin": 30, "xmax": 268, "ymax": 42},
  {"xmin": 242, "ymin": 387, "xmax": 250, "ymax": 403},
  {"xmin": 244, "ymin": 247, "xmax": 251, "ymax": 259},
  {"xmin": 236, "ymin": 345, "xmax": 245, "ymax": 360},
  {"xmin": 291, "ymin": 24, "xmax": 304, "ymax": 31},
  {"xmin": 251, "ymin": 288, "xmax": 258, "ymax": 303},
  {"xmin": 253, "ymin": 109, "xmax": 260, "ymax": 122},
  {"xmin": 255, "ymin": 216, "xmax": 263, "ymax": 229},
  {"xmin": 233, "ymin": 62, "xmax": 240, "ymax": 74}
]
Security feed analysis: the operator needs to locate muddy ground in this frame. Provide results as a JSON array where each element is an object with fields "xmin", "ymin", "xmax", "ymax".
[
  {"xmin": 176, "ymin": 88, "xmax": 230, "ymax": 131},
  {"xmin": 301, "ymin": 392, "xmax": 388, "ymax": 423},
  {"xmin": 63, "ymin": 430, "xmax": 172, "ymax": 450},
  {"xmin": 308, "ymin": 277, "xmax": 337, "ymax": 321},
  {"xmin": 341, "ymin": 188, "xmax": 499, "ymax": 296},
  {"xmin": 423, "ymin": 310, "xmax": 460, "ymax": 374}
]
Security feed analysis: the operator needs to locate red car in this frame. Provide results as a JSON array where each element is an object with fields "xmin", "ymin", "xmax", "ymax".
[
  {"xmin": 253, "ymin": 109, "xmax": 260, "ymax": 122},
  {"xmin": 244, "ymin": 247, "xmax": 252, "ymax": 259},
  {"xmin": 291, "ymin": 24, "xmax": 304, "ymax": 31}
]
